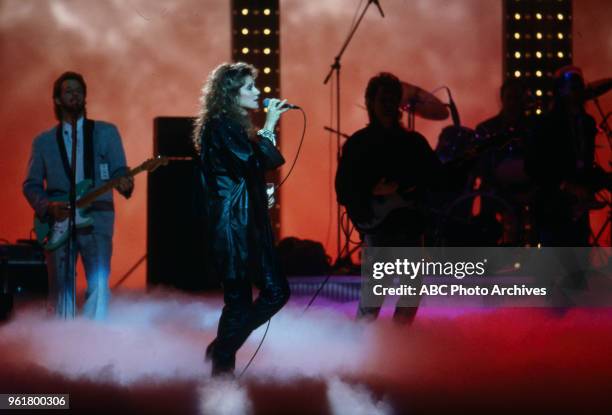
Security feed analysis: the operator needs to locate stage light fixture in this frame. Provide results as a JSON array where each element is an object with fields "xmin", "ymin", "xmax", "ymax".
[
  {"xmin": 504, "ymin": 0, "xmax": 573, "ymax": 112},
  {"xmin": 232, "ymin": 0, "xmax": 281, "ymax": 236}
]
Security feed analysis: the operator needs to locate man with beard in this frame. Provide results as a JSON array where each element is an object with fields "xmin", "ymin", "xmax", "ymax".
[{"xmin": 23, "ymin": 71, "xmax": 133, "ymax": 319}]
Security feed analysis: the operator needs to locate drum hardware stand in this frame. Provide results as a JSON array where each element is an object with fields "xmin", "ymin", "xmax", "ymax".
[
  {"xmin": 591, "ymin": 193, "xmax": 611, "ymax": 247},
  {"xmin": 590, "ymin": 96, "xmax": 611, "ymax": 248}
]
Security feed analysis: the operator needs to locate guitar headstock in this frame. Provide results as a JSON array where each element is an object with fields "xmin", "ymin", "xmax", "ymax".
[{"xmin": 140, "ymin": 156, "xmax": 169, "ymax": 173}]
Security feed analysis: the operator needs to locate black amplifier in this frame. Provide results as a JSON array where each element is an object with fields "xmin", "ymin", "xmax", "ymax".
[{"xmin": 1, "ymin": 240, "xmax": 48, "ymax": 294}]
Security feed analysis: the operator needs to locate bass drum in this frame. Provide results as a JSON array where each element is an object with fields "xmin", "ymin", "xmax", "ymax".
[{"xmin": 434, "ymin": 191, "xmax": 520, "ymax": 247}]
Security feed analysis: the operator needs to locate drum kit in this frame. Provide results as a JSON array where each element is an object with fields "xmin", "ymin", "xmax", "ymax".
[{"xmin": 396, "ymin": 77, "xmax": 612, "ymax": 247}]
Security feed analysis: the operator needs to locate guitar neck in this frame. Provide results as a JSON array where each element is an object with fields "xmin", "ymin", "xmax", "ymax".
[{"xmin": 76, "ymin": 165, "xmax": 144, "ymax": 208}]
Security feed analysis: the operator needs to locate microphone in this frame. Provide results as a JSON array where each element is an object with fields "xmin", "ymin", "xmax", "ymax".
[
  {"xmin": 263, "ymin": 98, "xmax": 301, "ymax": 110},
  {"xmin": 445, "ymin": 87, "xmax": 461, "ymax": 127},
  {"xmin": 448, "ymin": 97, "xmax": 461, "ymax": 127},
  {"xmin": 371, "ymin": 0, "xmax": 385, "ymax": 18}
]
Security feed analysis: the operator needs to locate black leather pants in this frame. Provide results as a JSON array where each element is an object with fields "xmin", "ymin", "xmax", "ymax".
[{"xmin": 210, "ymin": 273, "xmax": 290, "ymax": 375}]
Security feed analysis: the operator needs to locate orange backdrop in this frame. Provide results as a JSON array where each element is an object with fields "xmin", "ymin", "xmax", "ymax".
[{"xmin": 1, "ymin": 0, "xmax": 610, "ymax": 289}]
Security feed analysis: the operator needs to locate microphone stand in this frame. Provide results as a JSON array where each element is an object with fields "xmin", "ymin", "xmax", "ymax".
[
  {"xmin": 67, "ymin": 118, "xmax": 78, "ymax": 318},
  {"xmin": 323, "ymin": 0, "xmax": 384, "ymax": 266}
]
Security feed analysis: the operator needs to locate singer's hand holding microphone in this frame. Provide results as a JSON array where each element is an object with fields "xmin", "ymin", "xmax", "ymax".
[{"xmin": 262, "ymin": 98, "xmax": 300, "ymax": 131}]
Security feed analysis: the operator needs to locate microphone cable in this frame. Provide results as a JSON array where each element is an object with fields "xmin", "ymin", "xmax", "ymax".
[{"xmin": 239, "ymin": 106, "xmax": 307, "ymax": 379}]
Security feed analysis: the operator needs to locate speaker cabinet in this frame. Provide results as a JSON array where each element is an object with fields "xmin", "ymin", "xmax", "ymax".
[{"xmin": 147, "ymin": 117, "xmax": 219, "ymax": 291}]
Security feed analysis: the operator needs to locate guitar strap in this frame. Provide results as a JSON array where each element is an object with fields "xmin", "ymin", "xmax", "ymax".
[
  {"xmin": 55, "ymin": 120, "xmax": 96, "ymax": 183},
  {"xmin": 55, "ymin": 124, "xmax": 71, "ymax": 181},
  {"xmin": 83, "ymin": 119, "xmax": 95, "ymax": 182}
]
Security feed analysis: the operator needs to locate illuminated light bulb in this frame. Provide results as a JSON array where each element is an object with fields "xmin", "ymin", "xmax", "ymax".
[
  {"xmin": 514, "ymin": 32, "xmax": 520, "ymax": 39},
  {"xmin": 536, "ymin": 32, "xmax": 542, "ymax": 39},
  {"xmin": 241, "ymin": 8, "xmax": 248, "ymax": 15},
  {"xmin": 264, "ymin": 86, "xmax": 271, "ymax": 93},
  {"xmin": 263, "ymin": 67, "xmax": 271, "ymax": 74},
  {"xmin": 263, "ymin": 8, "xmax": 271, "ymax": 16},
  {"xmin": 536, "ymin": 70, "xmax": 542, "ymax": 77},
  {"xmin": 536, "ymin": 51, "xmax": 542, "ymax": 58},
  {"xmin": 514, "ymin": 70, "xmax": 521, "ymax": 78},
  {"xmin": 263, "ymin": 28, "xmax": 271, "ymax": 35},
  {"xmin": 514, "ymin": 51, "xmax": 521, "ymax": 58},
  {"xmin": 536, "ymin": 108, "xmax": 542, "ymax": 115},
  {"xmin": 536, "ymin": 89, "xmax": 543, "ymax": 96},
  {"xmin": 557, "ymin": 32, "xmax": 564, "ymax": 39},
  {"xmin": 241, "ymin": 47, "xmax": 249, "ymax": 54},
  {"xmin": 514, "ymin": 13, "xmax": 521, "ymax": 20},
  {"xmin": 241, "ymin": 28, "xmax": 249, "ymax": 35},
  {"xmin": 536, "ymin": 13, "xmax": 542, "ymax": 20},
  {"xmin": 263, "ymin": 48, "xmax": 271, "ymax": 55},
  {"xmin": 557, "ymin": 13, "xmax": 564, "ymax": 20}
]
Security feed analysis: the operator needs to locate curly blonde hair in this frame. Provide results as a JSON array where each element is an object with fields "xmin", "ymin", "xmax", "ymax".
[{"xmin": 193, "ymin": 62, "xmax": 258, "ymax": 154}]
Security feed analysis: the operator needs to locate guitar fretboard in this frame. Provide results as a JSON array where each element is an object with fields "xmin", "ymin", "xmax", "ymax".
[{"xmin": 76, "ymin": 164, "xmax": 147, "ymax": 208}]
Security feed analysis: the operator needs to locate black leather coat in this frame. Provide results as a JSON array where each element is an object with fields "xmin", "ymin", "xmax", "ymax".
[{"xmin": 199, "ymin": 116, "xmax": 285, "ymax": 284}]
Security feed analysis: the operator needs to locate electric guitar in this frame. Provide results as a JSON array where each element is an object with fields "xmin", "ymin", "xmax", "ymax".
[
  {"xmin": 34, "ymin": 156, "xmax": 168, "ymax": 251},
  {"xmin": 351, "ymin": 132, "xmax": 518, "ymax": 233}
]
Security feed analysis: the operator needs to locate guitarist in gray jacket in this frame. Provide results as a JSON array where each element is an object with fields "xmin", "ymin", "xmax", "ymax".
[{"xmin": 23, "ymin": 71, "xmax": 133, "ymax": 320}]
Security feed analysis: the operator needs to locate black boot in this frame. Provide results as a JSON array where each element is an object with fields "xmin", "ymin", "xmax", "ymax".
[
  {"xmin": 211, "ymin": 351, "xmax": 236, "ymax": 378},
  {"xmin": 205, "ymin": 339, "xmax": 216, "ymax": 362},
  {"xmin": 393, "ymin": 307, "xmax": 418, "ymax": 325}
]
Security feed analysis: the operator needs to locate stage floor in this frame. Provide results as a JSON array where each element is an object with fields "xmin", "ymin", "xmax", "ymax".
[{"xmin": 1, "ymin": 286, "xmax": 611, "ymax": 414}]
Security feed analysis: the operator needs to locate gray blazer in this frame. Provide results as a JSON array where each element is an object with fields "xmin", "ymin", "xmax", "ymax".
[{"xmin": 23, "ymin": 120, "xmax": 129, "ymax": 219}]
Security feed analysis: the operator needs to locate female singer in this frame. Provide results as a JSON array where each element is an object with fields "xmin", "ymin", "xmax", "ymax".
[{"xmin": 193, "ymin": 62, "xmax": 290, "ymax": 376}]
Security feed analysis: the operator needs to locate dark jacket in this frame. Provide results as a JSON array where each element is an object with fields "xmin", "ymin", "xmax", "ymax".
[
  {"xmin": 525, "ymin": 107, "xmax": 597, "ymax": 225},
  {"xmin": 199, "ymin": 116, "xmax": 285, "ymax": 283},
  {"xmin": 335, "ymin": 122, "xmax": 443, "ymax": 233}
]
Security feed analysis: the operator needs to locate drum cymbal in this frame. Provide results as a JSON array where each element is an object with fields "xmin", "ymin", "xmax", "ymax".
[
  {"xmin": 400, "ymin": 81, "xmax": 449, "ymax": 120},
  {"xmin": 585, "ymin": 78, "xmax": 612, "ymax": 100}
]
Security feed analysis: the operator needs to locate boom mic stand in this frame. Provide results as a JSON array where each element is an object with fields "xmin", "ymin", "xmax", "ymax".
[{"xmin": 323, "ymin": 0, "xmax": 384, "ymax": 266}]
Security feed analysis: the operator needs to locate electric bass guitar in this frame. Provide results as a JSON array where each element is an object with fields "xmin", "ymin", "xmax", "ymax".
[{"xmin": 34, "ymin": 156, "xmax": 168, "ymax": 251}]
